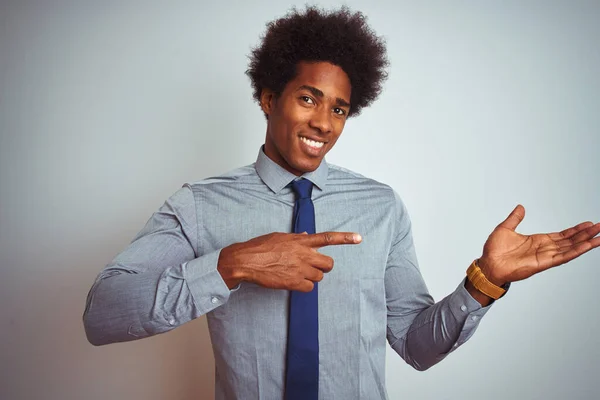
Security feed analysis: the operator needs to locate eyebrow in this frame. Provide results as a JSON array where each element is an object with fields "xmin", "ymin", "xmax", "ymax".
[{"xmin": 298, "ymin": 85, "xmax": 351, "ymax": 108}]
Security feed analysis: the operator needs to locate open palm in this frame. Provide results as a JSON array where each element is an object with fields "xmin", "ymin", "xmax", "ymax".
[{"xmin": 480, "ymin": 205, "xmax": 600, "ymax": 285}]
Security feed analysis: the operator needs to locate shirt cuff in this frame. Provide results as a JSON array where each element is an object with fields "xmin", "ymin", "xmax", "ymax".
[
  {"xmin": 445, "ymin": 277, "xmax": 509, "ymax": 353},
  {"xmin": 449, "ymin": 278, "xmax": 490, "ymax": 318},
  {"xmin": 184, "ymin": 249, "xmax": 238, "ymax": 314}
]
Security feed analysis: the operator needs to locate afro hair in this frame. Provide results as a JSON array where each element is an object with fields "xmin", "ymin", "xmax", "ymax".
[{"xmin": 246, "ymin": 6, "xmax": 389, "ymax": 117}]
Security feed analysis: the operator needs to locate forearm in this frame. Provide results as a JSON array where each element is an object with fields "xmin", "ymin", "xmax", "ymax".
[
  {"xmin": 385, "ymin": 193, "xmax": 497, "ymax": 370},
  {"xmin": 84, "ymin": 250, "xmax": 230, "ymax": 346},
  {"xmin": 84, "ymin": 267, "xmax": 179, "ymax": 346},
  {"xmin": 388, "ymin": 279, "xmax": 490, "ymax": 371}
]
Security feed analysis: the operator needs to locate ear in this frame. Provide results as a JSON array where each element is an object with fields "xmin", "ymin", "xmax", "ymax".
[{"xmin": 260, "ymin": 88, "xmax": 276, "ymax": 117}]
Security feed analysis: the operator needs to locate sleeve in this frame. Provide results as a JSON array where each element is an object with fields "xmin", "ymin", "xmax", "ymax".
[
  {"xmin": 385, "ymin": 191, "xmax": 501, "ymax": 371},
  {"xmin": 83, "ymin": 184, "xmax": 236, "ymax": 346}
]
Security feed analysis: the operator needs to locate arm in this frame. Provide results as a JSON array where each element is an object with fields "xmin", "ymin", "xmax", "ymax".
[
  {"xmin": 83, "ymin": 185, "xmax": 362, "ymax": 346},
  {"xmin": 83, "ymin": 185, "xmax": 233, "ymax": 346},
  {"xmin": 386, "ymin": 198, "xmax": 600, "ymax": 371},
  {"xmin": 385, "ymin": 192, "xmax": 494, "ymax": 371}
]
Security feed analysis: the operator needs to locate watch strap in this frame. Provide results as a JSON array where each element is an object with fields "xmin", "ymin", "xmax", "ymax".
[{"xmin": 466, "ymin": 259, "xmax": 506, "ymax": 300}]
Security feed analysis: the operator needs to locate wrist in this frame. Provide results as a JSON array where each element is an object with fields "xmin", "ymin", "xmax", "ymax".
[
  {"xmin": 464, "ymin": 278, "xmax": 494, "ymax": 306},
  {"xmin": 477, "ymin": 257, "xmax": 506, "ymax": 287},
  {"xmin": 217, "ymin": 244, "xmax": 247, "ymax": 289},
  {"xmin": 466, "ymin": 259, "xmax": 507, "ymax": 300}
]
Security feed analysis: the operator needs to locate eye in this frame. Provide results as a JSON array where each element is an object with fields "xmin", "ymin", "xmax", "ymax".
[
  {"xmin": 333, "ymin": 107, "xmax": 346, "ymax": 116},
  {"xmin": 301, "ymin": 96, "xmax": 314, "ymax": 104}
]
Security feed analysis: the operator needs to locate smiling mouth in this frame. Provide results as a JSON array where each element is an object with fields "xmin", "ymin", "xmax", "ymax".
[{"xmin": 299, "ymin": 136, "xmax": 325, "ymax": 149}]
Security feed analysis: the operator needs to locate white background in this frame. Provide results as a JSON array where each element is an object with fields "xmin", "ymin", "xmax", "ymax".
[{"xmin": 1, "ymin": 1, "xmax": 599, "ymax": 399}]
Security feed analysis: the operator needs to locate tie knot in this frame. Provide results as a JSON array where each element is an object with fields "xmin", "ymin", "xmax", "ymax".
[{"xmin": 291, "ymin": 179, "xmax": 313, "ymax": 199}]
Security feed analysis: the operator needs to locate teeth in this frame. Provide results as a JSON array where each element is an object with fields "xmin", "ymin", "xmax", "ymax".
[{"xmin": 300, "ymin": 136, "xmax": 324, "ymax": 148}]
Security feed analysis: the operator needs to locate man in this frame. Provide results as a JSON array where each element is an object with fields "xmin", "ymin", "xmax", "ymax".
[{"xmin": 83, "ymin": 6, "xmax": 600, "ymax": 399}]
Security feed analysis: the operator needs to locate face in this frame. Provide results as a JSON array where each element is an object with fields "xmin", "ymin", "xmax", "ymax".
[{"xmin": 261, "ymin": 61, "xmax": 352, "ymax": 176}]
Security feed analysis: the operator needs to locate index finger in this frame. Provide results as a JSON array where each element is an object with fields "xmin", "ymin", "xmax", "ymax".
[{"xmin": 301, "ymin": 232, "xmax": 362, "ymax": 248}]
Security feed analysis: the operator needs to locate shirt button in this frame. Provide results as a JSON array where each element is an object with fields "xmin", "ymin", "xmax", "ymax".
[
  {"xmin": 460, "ymin": 305, "xmax": 467, "ymax": 312},
  {"xmin": 471, "ymin": 315, "xmax": 478, "ymax": 321},
  {"xmin": 168, "ymin": 317, "xmax": 176, "ymax": 326},
  {"xmin": 211, "ymin": 296, "xmax": 219, "ymax": 304}
]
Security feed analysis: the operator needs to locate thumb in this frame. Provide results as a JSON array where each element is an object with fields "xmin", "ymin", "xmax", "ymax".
[{"xmin": 498, "ymin": 204, "xmax": 525, "ymax": 231}]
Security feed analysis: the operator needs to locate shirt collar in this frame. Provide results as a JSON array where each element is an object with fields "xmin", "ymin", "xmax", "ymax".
[{"xmin": 255, "ymin": 146, "xmax": 328, "ymax": 194}]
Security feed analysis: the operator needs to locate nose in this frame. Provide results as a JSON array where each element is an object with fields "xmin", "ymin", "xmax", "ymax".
[{"xmin": 308, "ymin": 107, "xmax": 333, "ymax": 135}]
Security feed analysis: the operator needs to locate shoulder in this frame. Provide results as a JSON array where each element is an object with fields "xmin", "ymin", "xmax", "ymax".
[
  {"xmin": 151, "ymin": 164, "xmax": 257, "ymax": 231},
  {"xmin": 327, "ymin": 163, "xmax": 410, "ymax": 224},
  {"xmin": 327, "ymin": 163, "xmax": 402, "ymax": 204},
  {"xmin": 160, "ymin": 163, "xmax": 258, "ymax": 210},
  {"xmin": 184, "ymin": 163, "xmax": 258, "ymax": 193}
]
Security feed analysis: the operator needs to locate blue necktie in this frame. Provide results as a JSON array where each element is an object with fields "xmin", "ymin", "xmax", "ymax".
[{"xmin": 285, "ymin": 178, "xmax": 318, "ymax": 400}]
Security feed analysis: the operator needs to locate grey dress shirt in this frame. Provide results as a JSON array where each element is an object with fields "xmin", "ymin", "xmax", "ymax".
[{"xmin": 84, "ymin": 147, "xmax": 495, "ymax": 399}]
